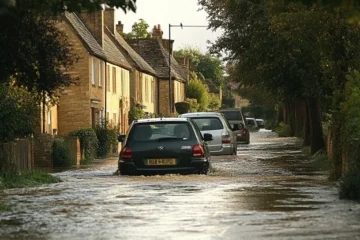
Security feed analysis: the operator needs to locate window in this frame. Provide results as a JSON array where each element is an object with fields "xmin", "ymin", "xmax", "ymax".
[
  {"xmin": 112, "ymin": 67, "xmax": 116, "ymax": 93},
  {"xmin": 113, "ymin": 113, "xmax": 117, "ymax": 125},
  {"xmin": 98, "ymin": 62, "xmax": 102, "ymax": 87},
  {"xmin": 145, "ymin": 76, "xmax": 149, "ymax": 102},
  {"xmin": 151, "ymin": 79, "xmax": 155, "ymax": 103},
  {"xmin": 91, "ymin": 58, "xmax": 95, "ymax": 85},
  {"xmin": 106, "ymin": 112, "xmax": 109, "ymax": 124},
  {"xmin": 129, "ymin": 122, "xmax": 194, "ymax": 142},
  {"xmin": 107, "ymin": 65, "xmax": 110, "ymax": 92},
  {"xmin": 192, "ymin": 117, "xmax": 224, "ymax": 131},
  {"xmin": 121, "ymin": 69, "xmax": 126, "ymax": 96}
]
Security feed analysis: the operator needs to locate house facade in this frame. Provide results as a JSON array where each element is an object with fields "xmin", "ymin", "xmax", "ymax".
[
  {"xmin": 106, "ymin": 14, "xmax": 159, "ymax": 117},
  {"xmin": 127, "ymin": 25, "xmax": 188, "ymax": 116},
  {"xmin": 54, "ymin": 10, "xmax": 132, "ymax": 136}
]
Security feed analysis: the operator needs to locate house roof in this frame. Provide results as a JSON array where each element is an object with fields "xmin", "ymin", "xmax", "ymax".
[
  {"xmin": 203, "ymin": 78, "xmax": 220, "ymax": 94},
  {"xmin": 103, "ymin": 34, "xmax": 132, "ymax": 69},
  {"xmin": 127, "ymin": 38, "xmax": 188, "ymax": 81},
  {"xmin": 105, "ymin": 28, "xmax": 157, "ymax": 76},
  {"xmin": 64, "ymin": 12, "xmax": 107, "ymax": 60},
  {"xmin": 64, "ymin": 12, "xmax": 131, "ymax": 70}
]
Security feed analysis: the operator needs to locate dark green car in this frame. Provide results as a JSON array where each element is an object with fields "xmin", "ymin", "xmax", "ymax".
[{"xmin": 118, "ymin": 118, "xmax": 213, "ymax": 175}]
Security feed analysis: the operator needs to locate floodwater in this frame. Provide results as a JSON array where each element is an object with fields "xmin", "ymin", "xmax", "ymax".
[{"xmin": 1, "ymin": 130, "xmax": 360, "ymax": 240}]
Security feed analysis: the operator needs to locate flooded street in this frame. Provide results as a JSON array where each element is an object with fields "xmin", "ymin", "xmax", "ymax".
[{"xmin": 1, "ymin": 131, "xmax": 360, "ymax": 239}]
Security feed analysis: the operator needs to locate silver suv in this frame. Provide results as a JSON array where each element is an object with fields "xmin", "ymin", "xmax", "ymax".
[{"xmin": 179, "ymin": 112, "xmax": 237, "ymax": 156}]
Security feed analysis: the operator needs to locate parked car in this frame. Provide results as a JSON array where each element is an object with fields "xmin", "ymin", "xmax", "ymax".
[
  {"xmin": 246, "ymin": 117, "xmax": 259, "ymax": 131},
  {"xmin": 218, "ymin": 108, "xmax": 250, "ymax": 144},
  {"xmin": 179, "ymin": 112, "xmax": 238, "ymax": 155},
  {"xmin": 256, "ymin": 119, "xmax": 265, "ymax": 129},
  {"xmin": 117, "ymin": 118, "xmax": 212, "ymax": 175}
]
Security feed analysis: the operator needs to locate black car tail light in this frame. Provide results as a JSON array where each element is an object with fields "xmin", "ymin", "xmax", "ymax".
[
  {"xmin": 192, "ymin": 144, "xmax": 205, "ymax": 157},
  {"xmin": 120, "ymin": 147, "xmax": 133, "ymax": 160},
  {"xmin": 242, "ymin": 128, "xmax": 247, "ymax": 136}
]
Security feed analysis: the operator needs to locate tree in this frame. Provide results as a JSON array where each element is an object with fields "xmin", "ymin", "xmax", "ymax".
[
  {"xmin": 185, "ymin": 75, "xmax": 209, "ymax": 111},
  {"xmin": 198, "ymin": 0, "xmax": 360, "ymax": 154},
  {"xmin": 0, "ymin": 0, "xmax": 137, "ymax": 97},
  {"xmin": 0, "ymin": 0, "xmax": 137, "ymax": 15},
  {"xmin": 0, "ymin": 11, "xmax": 78, "ymax": 98},
  {"xmin": 175, "ymin": 47, "xmax": 224, "ymax": 88},
  {"xmin": 0, "ymin": 83, "xmax": 39, "ymax": 142},
  {"xmin": 123, "ymin": 19, "xmax": 150, "ymax": 39}
]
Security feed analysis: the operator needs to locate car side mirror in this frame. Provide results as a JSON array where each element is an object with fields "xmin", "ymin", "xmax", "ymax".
[
  {"xmin": 117, "ymin": 134, "xmax": 126, "ymax": 142},
  {"xmin": 203, "ymin": 133, "xmax": 213, "ymax": 142}
]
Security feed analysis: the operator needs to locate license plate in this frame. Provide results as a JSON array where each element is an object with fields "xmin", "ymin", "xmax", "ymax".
[
  {"xmin": 237, "ymin": 134, "xmax": 242, "ymax": 136},
  {"xmin": 148, "ymin": 158, "xmax": 176, "ymax": 165}
]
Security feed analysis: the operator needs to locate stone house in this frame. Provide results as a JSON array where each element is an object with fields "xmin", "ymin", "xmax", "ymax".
[
  {"xmin": 127, "ymin": 25, "xmax": 188, "ymax": 115},
  {"xmin": 105, "ymin": 13, "xmax": 158, "ymax": 116},
  {"xmin": 53, "ymin": 10, "xmax": 132, "ymax": 136}
]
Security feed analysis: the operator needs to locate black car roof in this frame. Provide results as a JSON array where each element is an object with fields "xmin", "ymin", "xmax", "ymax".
[{"xmin": 134, "ymin": 117, "xmax": 189, "ymax": 123}]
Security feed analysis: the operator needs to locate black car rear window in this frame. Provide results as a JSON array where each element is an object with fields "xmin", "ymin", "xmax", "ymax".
[
  {"xmin": 191, "ymin": 117, "xmax": 223, "ymax": 131},
  {"xmin": 220, "ymin": 111, "xmax": 240, "ymax": 121},
  {"xmin": 129, "ymin": 122, "xmax": 194, "ymax": 142}
]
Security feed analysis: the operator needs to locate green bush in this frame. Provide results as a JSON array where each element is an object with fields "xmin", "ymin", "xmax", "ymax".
[
  {"xmin": 208, "ymin": 93, "xmax": 221, "ymax": 110},
  {"xmin": 52, "ymin": 137, "xmax": 73, "ymax": 168},
  {"xmin": 185, "ymin": 77, "xmax": 209, "ymax": 111},
  {"xmin": 0, "ymin": 83, "xmax": 39, "ymax": 142},
  {"xmin": 0, "ymin": 202, "xmax": 10, "ymax": 211},
  {"xmin": 0, "ymin": 170, "xmax": 61, "ymax": 189},
  {"xmin": 95, "ymin": 123, "xmax": 119, "ymax": 158},
  {"xmin": 175, "ymin": 102, "xmax": 190, "ymax": 114},
  {"xmin": 185, "ymin": 98, "xmax": 200, "ymax": 112},
  {"xmin": 274, "ymin": 122, "xmax": 291, "ymax": 137},
  {"xmin": 339, "ymin": 163, "xmax": 360, "ymax": 201},
  {"xmin": 129, "ymin": 105, "xmax": 145, "ymax": 124},
  {"xmin": 338, "ymin": 70, "xmax": 360, "ymax": 200},
  {"xmin": 68, "ymin": 129, "xmax": 98, "ymax": 162}
]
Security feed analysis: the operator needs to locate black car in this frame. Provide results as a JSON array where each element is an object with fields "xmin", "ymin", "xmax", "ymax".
[
  {"xmin": 218, "ymin": 108, "xmax": 250, "ymax": 144},
  {"xmin": 117, "ymin": 118, "xmax": 213, "ymax": 175}
]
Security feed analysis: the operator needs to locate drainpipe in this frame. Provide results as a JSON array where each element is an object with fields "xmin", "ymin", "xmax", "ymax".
[
  {"xmin": 157, "ymin": 77, "xmax": 160, "ymax": 115},
  {"xmin": 104, "ymin": 61, "xmax": 107, "ymax": 125}
]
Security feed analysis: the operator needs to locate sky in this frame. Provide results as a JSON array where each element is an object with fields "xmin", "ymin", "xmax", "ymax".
[{"xmin": 115, "ymin": 0, "xmax": 222, "ymax": 52}]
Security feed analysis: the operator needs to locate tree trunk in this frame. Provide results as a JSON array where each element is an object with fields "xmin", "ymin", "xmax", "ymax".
[
  {"xmin": 303, "ymin": 101, "xmax": 311, "ymax": 147},
  {"xmin": 42, "ymin": 91, "xmax": 46, "ymax": 134},
  {"xmin": 307, "ymin": 97, "xmax": 325, "ymax": 154},
  {"xmin": 288, "ymin": 102, "xmax": 295, "ymax": 137},
  {"xmin": 331, "ymin": 115, "xmax": 343, "ymax": 180},
  {"xmin": 277, "ymin": 104, "xmax": 284, "ymax": 123},
  {"xmin": 294, "ymin": 100, "xmax": 306, "ymax": 138}
]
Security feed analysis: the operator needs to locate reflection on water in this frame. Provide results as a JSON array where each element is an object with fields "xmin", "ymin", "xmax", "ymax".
[{"xmin": 0, "ymin": 132, "xmax": 359, "ymax": 240}]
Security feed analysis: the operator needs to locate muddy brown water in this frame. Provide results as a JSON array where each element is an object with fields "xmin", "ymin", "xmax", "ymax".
[{"xmin": 1, "ymin": 130, "xmax": 360, "ymax": 240}]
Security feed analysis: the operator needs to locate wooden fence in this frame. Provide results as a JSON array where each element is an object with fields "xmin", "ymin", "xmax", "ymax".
[{"xmin": 0, "ymin": 139, "xmax": 34, "ymax": 173}]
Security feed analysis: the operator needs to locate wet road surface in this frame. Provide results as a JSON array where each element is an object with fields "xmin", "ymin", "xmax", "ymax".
[{"xmin": 1, "ymin": 130, "xmax": 360, "ymax": 239}]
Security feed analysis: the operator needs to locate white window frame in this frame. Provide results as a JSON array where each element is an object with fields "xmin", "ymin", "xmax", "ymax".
[
  {"xmin": 98, "ymin": 61, "xmax": 102, "ymax": 87},
  {"xmin": 91, "ymin": 57, "xmax": 95, "ymax": 85}
]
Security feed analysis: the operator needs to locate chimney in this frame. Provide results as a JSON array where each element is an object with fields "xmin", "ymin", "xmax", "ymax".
[
  {"xmin": 77, "ymin": 10, "xmax": 104, "ymax": 47},
  {"xmin": 116, "ymin": 21, "xmax": 124, "ymax": 36},
  {"xmin": 152, "ymin": 24, "xmax": 163, "ymax": 40},
  {"xmin": 104, "ymin": 7, "xmax": 115, "ymax": 34}
]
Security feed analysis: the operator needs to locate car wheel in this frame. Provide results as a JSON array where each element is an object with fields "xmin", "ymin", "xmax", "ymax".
[{"xmin": 198, "ymin": 163, "xmax": 210, "ymax": 175}]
